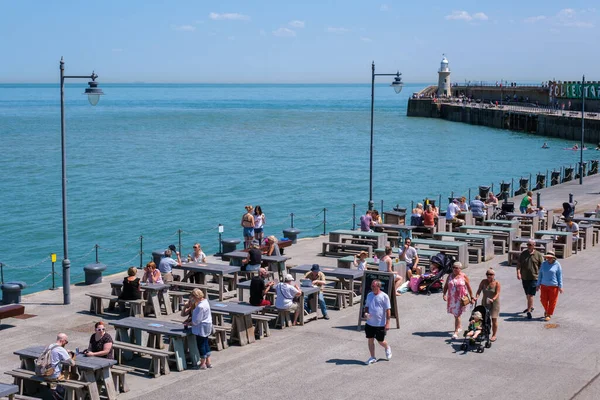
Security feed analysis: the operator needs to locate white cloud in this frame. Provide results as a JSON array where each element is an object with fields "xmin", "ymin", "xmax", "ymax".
[
  {"xmin": 272, "ymin": 27, "xmax": 296, "ymax": 37},
  {"xmin": 445, "ymin": 11, "xmax": 488, "ymax": 22},
  {"xmin": 326, "ymin": 26, "xmax": 349, "ymax": 33},
  {"xmin": 555, "ymin": 8, "xmax": 594, "ymax": 28},
  {"xmin": 380, "ymin": 4, "xmax": 389, "ymax": 11},
  {"xmin": 173, "ymin": 25, "xmax": 196, "ymax": 32},
  {"xmin": 524, "ymin": 15, "xmax": 546, "ymax": 23},
  {"xmin": 360, "ymin": 37, "xmax": 372, "ymax": 42},
  {"xmin": 209, "ymin": 12, "xmax": 250, "ymax": 21},
  {"xmin": 445, "ymin": 11, "xmax": 472, "ymax": 21},
  {"xmin": 289, "ymin": 20, "xmax": 305, "ymax": 28}
]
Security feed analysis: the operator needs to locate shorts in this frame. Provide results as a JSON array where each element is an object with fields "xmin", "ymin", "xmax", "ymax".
[
  {"xmin": 254, "ymin": 227, "xmax": 263, "ymax": 234},
  {"xmin": 243, "ymin": 227, "xmax": 254, "ymax": 237},
  {"xmin": 522, "ymin": 279, "xmax": 537, "ymax": 296},
  {"xmin": 246, "ymin": 264, "xmax": 260, "ymax": 272},
  {"xmin": 364, "ymin": 323, "xmax": 386, "ymax": 342},
  {"xmin": 287, "ymin": 303, "xmax": 299, "ymax": 313},
  {"xmin": 161, "ymin": 272, "xmax": 173, "ymax": 283}
]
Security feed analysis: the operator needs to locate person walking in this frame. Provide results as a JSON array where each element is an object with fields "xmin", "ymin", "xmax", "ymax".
[
  {"xmin": 516, "ymin": 239, "xmax": 543, "ymax": 319},
  {"xmin": 363, "ymin": 280, "xmax": 392, "ymax": 365},
  {"xmin": 474, "ymin": 269, "xmax": 501, "ymax": 342},
  {"xmin": 537, "ymin": 251, "xmax": 563, "ymax": 321},
  {"xmin": 443, "ymin": 262, "xmax": 474, "ymax": 339},
  {"xmin": 185, "ymin": 289, "xmax": 213, "ymax": 369}
]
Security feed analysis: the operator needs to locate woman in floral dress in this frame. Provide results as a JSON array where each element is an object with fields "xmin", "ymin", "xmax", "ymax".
[{"xmin": 443, "ymin": 262, "xmax": 474, "ymax": 339}]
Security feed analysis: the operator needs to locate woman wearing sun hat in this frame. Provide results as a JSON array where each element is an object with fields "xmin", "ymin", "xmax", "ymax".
[{"xmin": 536, "ymin": 251, "xmax": 563, "ymax": 321}]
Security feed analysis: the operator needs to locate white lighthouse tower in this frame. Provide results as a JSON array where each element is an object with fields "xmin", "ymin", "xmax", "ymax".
[{"xmin": 437, "ymin": 55, "xmax": 451, "ymax": 97}]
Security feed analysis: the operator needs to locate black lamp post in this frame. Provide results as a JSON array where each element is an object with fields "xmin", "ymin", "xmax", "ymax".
[
  {"xmin": 369, "ymin": 61, "xmax": 403, "ymax": 210},
  {"xmin": 60, "ymin": 57, "xmax": 104, "ymax": 305},
  {"xmin": 579, "ymin": 74, "xmax": 585, "ymax": 185}
]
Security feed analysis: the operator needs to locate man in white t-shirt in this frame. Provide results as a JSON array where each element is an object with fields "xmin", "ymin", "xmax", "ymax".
[
  {"xmin": 446, "ymin": 199, "xmax": 464, "ymax": 226},
  {"xmin": 44, "ymin": 333, "xmax": 75, "ymax": 398},
  {"xmin": 398, "ymin": 238, "xmax": 420, "ymax": 278},
  {"xmin": 275, "ymin": 274, "xmax": 302, "ymax": 325},
  {"xmin": 363, "ymin": 280, "xmax": 392, "ymax": 365}
]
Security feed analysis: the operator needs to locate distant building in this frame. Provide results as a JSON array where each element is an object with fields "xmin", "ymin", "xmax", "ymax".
[{"xmin": 437, "ymin": 55, "xmax": 451, "ymax": 97}]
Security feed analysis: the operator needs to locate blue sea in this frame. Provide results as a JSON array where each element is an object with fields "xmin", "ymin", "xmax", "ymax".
[{"xmin": 0, "ymin": 83, "xmax": 593, "ymax": 294}]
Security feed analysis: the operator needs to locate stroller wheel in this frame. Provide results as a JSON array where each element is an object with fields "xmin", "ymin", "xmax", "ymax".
[
  {"xmin": 485, "ymin": 341, "xmax": 491, "ymax": 348},
  {"xmin": 460, "ymin": 343, "xmax": 467, "ymax": 351},
  {"xmin": 478, "ymin": 346, "xmax": 484, "ymax": 353}
]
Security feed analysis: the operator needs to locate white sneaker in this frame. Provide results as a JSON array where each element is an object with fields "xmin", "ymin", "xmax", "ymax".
[
  {"xmin": 385, "ymin": 346, "xmax": 392, "ymax": 360},
  {"xmin": 366, "ymin": 357, "xmax": 377, "ymax": 365}
]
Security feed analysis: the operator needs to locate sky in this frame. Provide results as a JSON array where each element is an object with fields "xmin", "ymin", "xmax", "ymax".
[{"xmin": 0, "ymin": 0, "xmax": 598, "ymax": 83}]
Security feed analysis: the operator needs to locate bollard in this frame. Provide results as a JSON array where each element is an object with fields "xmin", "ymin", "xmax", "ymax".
[
  {"xmin": 569, "ymin": 193, "xmax": 574, "ymax": 203},
  {"xmin": 152, "ymin": 249, "xmax": 165, "ymax": 267},
  {"xmin": 139, "ymin": 235, "xmax": 144, "ymax": 268},
  {"xmin": 411, "ymin": 200, "xmax": 414, "ymax": 211},
  {"xmin": 511, "ymin": 178, "xmax": 514, "ymax": 197},
  {"xmin": 217, "ymin": 224, "xmax": 224, "ymax": 255},
  {"xmin": 1, "ymin": 281, "xmax": 27, "ymax": 304},
  {"xmin": 283, "ymin": 227, "xmax": 301, "ymax": 244},
  {"xmin": 537, "ymin": 192, "xmax": 541, "ymax": 207},
  {"xmin": 352, "ymin": 205, "xmax": 356, "ymax": 230},
  {"xmin": 95, "ymin": 244, "xmax": 99, "ymax": 263},
  {"xmin": 50, "ymin": 253, "xmax": 57, "ymax": 291},
  {"xmin": 0, "ymin": 262, "xmax": 4, "ymax": 285},
  {"xmin": 290, "ymin": 213, "xmax": 295, "ymax": 229},
  {"xmin": 221, "ymin": 239, "xmax": 241, "ymax": 261},
  {"xmin": 468, "ymin": 188, "xmax": 471, "ymax": 202},
  {"xmin": 83, "ymin": 262, "xmax": 107, "ymax": 285},
  {"xmin": 322, "ymin": 208, "xmax": 327, "ymax": 236},
  {"xmin": 380, "ymin": 200, "xmax": 384, "ymax": 213}
]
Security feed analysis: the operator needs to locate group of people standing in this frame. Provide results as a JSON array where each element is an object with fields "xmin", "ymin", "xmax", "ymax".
[{"xmin": 241, "ymin": 205, "xmax": 267, "ymax": 248}]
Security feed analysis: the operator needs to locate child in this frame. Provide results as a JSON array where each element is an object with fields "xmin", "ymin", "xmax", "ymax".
[
  {"xmin": 464, "ymin": 311, "xmax": 483, "ymax": 342},
  {"xmin": 353, "ymin": 251, "xmax": 368, "ymax": 271}
]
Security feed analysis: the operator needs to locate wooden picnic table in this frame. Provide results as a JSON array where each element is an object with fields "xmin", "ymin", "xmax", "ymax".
[
  {"xmin": 109, "ymin": 317, "xmax": 200, "ymax": 372},
  {"xmin": 505, "ymin": 213, "xmax": 541, "ymax": 235},
  {"xmin": 0, "ymin": 383, "xmax": 18, "ymax": 399},
  {"xmin": 534, "ymin": 230, "xmax": 573, "ymax": 258},
  {"xmin": 511, "ymin": 238, "xmax": 554, "ymax": 253},
  {"xmin": 289, "ymin": 264, "xmax": 363, "ymax": 306},
  {"xmin": 410, "ymin": 238, "xmax": 469, "ymax": 269},
  {"xmin": 555, "ymin": 222, "xmax": 594, "ymax": 250},
  {"xmin": 457, "ymin": 211, "xmax": 474, "ymax": 226},
  {"xmin": 372, "ymin": 224, "xmax": 415, "ymax": 243},
  {"xmin": 14, "ymin": 345, "xmax": 118, "ymax": 400},
  {"xmin": 459, "ymin": 225, "xmax": 517, "ymax": 254},
  {"xmin": 175, "ymin": 262, "xmax": 240, "ymax": 301},
  {"xmin": 328, "ymin": 229, "xmax": 388, "ymax": 249},
  {"xmin": 209, "ymin": 301, "xmax": 263, "ymax": 346},
  {"xmin": 433, "ymin": 232, "xmax": 495, "ymax": 261},
  {"xmin": 261, "ymin": 255, "xmax": 291, "ymax": 280},
  {"xmin": 484, "ymin": 219, "xmax": 521, "ymax": 234}
]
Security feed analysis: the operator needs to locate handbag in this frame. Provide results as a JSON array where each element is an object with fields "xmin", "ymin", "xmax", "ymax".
[{"xmin": 460, "ymin": 295, "xmax": 471, "ymax": 307}]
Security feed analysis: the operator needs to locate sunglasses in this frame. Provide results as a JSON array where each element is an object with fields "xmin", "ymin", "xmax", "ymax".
[
  {"xmin": 193, "ymin": 246, "xmax": 199, "ymax": 249},
  {"xmin": 527, "ymin": 244, "xmax": 534, "ymax": 247},
  {"xmin": 486, "ymin": 273, "xmax": 495, "ymax": 276},
  {"xmin": 96, "ymin": 328, "xmax": 105, "ymax": 332}
]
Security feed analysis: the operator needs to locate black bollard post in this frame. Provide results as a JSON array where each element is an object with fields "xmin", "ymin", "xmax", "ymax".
[
  {"xmin": 352, "ymin": 205, "xmax": 356, "ymax": 230},
  {"xmin": 50, "ymin": 253, "xmax": 57, "ymax": 290},
  {"xmin": 468, "ymin": 188, "xmax": 471, "ymax": 202},
  {"xmin": 537, "ymin": 192, "xmax": 541, "ymax": 208},
  {"xmin": 291, "ymin": 213, "xmax": 295, "ymax": 229},
  {"xmin": 0, "ymin": 262, "xmax": 3, "ymax": 284},
  {"xmin": 139, "ymin": 235, "xmax": 144, "ymax": 268},
  {"xmin": 491, "ymin": 183, "xmax": 494, "ymax": 194},
  {"xmin": 438, "ymin": 194, "xmax": 442, "ymax": 209},
  {"xmin": 322, "ymin": 208, "xmax": 327, "ymax": 236},
  {"xmin": 95, "ymin": 244, "xmax": 99, "ymax": 263},
  {"xmin": 529, "ymin": 173, "xmax": 532, "ymax": 191},
  {"xmin": 569, "ymin": 193, "xmax": 574, "ymax": 203},
  {"xmin": 178, "ymin": 229, "xmax": 182, "ymax": 255},
  {"xmin": 411, "ymin": 200, "xmax": 414, "ymax": 211},
  {"xmin": 380, "ymin": 200, "xmax": 384, "ymax": 213},
  {"xmin": 511, "ymin": 178, "xmax": 514, "ymax": 197}
]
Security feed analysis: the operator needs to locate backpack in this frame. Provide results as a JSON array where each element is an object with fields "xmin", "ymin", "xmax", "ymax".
[{"xmin": 35, "ymin": 344, "xmax": 58, "ymax": 377}]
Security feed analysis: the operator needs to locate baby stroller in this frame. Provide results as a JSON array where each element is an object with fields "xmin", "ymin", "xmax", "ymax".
[
  {"xmin": 562, "ymin": 201, "xmax": 576, "ymax": 219},
  {"xmin": 419, "ymin": 252, "xmax": 454, "ymax": 295},
  {"xmin": 460, "ymin": 302, "xmax": 492, "ymax": 353},
  {"xmin": 496, "ymin": 201, "xmax": 515, "ymax": 220}
]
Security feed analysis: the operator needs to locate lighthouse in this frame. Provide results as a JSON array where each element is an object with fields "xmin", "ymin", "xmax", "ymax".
[{"xmin": 437, "ymin": 55, "xmax": 451, "ymax": 97}]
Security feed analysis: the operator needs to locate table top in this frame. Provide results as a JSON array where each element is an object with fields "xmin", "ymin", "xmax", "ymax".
[
  {"xmin": 461, "ymin": 225, "xmax": 516, "ymax": 232},
  {"xmin": 330, "ymin": 229, "xmax": 385, "ymax": 238},
  {"xmin": 572, "ymin": 216, "xmax": 600, "ymax": 223},
  {"xmin": 111, "ymin": 280, "xmax": 169, "ymax": 291},
  {"xmin": 14, "ymin": 346, "xmax": 116, "ymax": 370},
  {"xmin": 411, "ymin": 238, "xmax": 468, "ymax": 247},
  {"xmin": 237, "ymin": 279, "xmax": 320, "ymax": 295},
  {"xmin": 0, "ymin": 383, "xmax": 18, "ymax": 397},
  {"xmin": 262, "ymin": 255, "xmax": 290, "ymax": 262},
  {"xmin": 209, "ymin": 300, "xmax": 263, "ymax": 315},
  {"xmin": 512, "ymin": 238, "xmax": 553, "ymax": 244},
  {"xmin": 505, "ymin": 213, "xmax": 539, "ymax": 219},
  {"xmin": 373, "ymin": 224, "xmax": 417, "ymax": 230},
  {"xmin": 535, "ymin": 230, "xmax": 572, "ymax": 236},
  {"xmin": 178, "ymin": 262, "xmax": 240, "ymax": 275},
  {"xmin": 484, "ymin": 219, "xmax": 519, "ymax": 225},
  {"xmin": 110, "ymin": 317, "xmax": 189, "ymax": 337},
  {"xmin": 434, "ymin": 232, "xmax": 493, "ymax": 240},
  {"xmin": 290, "ymin": 264, "xmax": 364, "ymax": 279},
  {"xmin": 223, "ymin": 251, "xmax": 248, "ymax": 258}
]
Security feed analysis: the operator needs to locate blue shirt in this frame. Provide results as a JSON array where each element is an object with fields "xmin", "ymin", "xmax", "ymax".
[
  {"xmin": 537, "ymin": 260, "xmax": 563, "ymax": 288},
  {"xmin": 469, "ymin": 199, "xmax": 485, "ymax": 217}
]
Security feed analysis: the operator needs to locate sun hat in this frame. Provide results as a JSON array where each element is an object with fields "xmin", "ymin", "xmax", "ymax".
[
  {"xmin": 284, "ymin": 274, "xmax": 294, "ymax": 282},
  {"xmin": 310, "ymin": 264, "xmax": 320, "ymax": 272},
  {"xmin": 544, "ymin": 251, "xmax": 556, "ymax": 258}
]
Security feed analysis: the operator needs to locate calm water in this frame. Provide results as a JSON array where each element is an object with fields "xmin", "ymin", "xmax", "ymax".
[{"xmin": 0, "ymin": 83, "xmax": 592, "ymax": 294}]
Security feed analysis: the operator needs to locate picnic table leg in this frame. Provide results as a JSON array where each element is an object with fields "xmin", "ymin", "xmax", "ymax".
[
  {"xmin": 185, "ymin": 334, "xmax": 200, "ymax": 369},
  {"xmin": 170, "ymin": 338, "xmax": 187, "ymax": 371},
  {"xmin": 238, "ymin": 286, "xmax": 244, "ymax": 302},
  {"xmin": 218, "ymin": 275, "xmax": 224, "ymax": 301},
  {"xmin": 160, "ymin": 291, "xmax": 172, "ymax": 315},
  {"xmin": 82, "ymin": 370, "xmax": 101, "ymax": 400},
  {"xmin": 148, "ymin": 292, "xmax": 162, "ymax": 316},
  {"xmin": 99, "ymin": 367, "xmax": 117, "ymax": 400}
]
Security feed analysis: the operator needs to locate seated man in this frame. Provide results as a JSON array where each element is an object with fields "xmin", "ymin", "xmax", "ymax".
[
  {"xmin": 275, "ymin": 274, "xmax": 303, "ymax": 325},
  {"xmin": 244, "ymin": 240, "xmax": 262, "ymax": 272},
  {"xmin": 249, "ymin": 268, "xmax": 274, "ymax": 306},
  {"xmin": 446, "ymin": 199, "xmax": 464, "ymax": 226},
  {"xmin": 303, "ymin": 264, "xmax": 330, "ymax": 320},
  {"xmin": 360, "ymin": 210, "xmax": 373, "ymax": 232},
  {"xmin": 469, "ymin": 195, "xmax": 486, "ymax": 218},
  {"xmin": 486, "ymin": 192, "xmax": 499, "ymax": 206},
  {"xmin": 564, "ymin": 217, "xmax": 580, "ymax": 238},
  {"xmin": 39, "ymin": 333, "xmax": 75, "ymax": 399},
  {"xmin": 398, "ymin": 238, "xmax": 420, "ymax": 279},
  {"xmin": 158, "ymin": 248, "xmax": 181, "ymax": 283}
]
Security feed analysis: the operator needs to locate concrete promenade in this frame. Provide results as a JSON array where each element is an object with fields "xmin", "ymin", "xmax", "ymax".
[{"xmin": 1, "ymin": 175, "xmax": 599, "ymax": 400}]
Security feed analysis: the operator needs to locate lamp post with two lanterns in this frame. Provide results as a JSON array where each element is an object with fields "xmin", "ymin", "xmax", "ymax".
[
  {"xmin": 60, "ymin": 57, "xmax": 104, "ymax": 304},
  {"xmin": 369, "ymin": 61, "xmax": 403, "ymax": 210}
]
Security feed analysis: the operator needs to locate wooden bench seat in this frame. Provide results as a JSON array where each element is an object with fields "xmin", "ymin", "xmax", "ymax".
[
  {"xmin": 168, "ymin": 291, "xmax": 189, "ymax": 313},
  {"xmin": 467, "ymin": 247, "xmax": 482, "ymax": 264},
  {"xmin": 0, "ymin": 304, "xmax": 25, "ymax": 324},
  {"xmin": 251, "ymin": 314, "xmax": 276, "ymax": 339},
  {"xmin": 14, "ymin": 394, "xmax": 40, "ymax": 400},
  {"xmin": 321, "ymin": 242, "xmax": 373, "ymax": 258},
  {"xmin": 110, "ymin": 365, "xmax": 133, "ymax": 393},
  {"xmin": 322, "ymin": 287, "xmax": 355, "ymax": 309},
  {"xmin": 5, "ymin": 369, "xmax": 91, "ymax": 400},
  {"xmin": 85, "ymin": 293, "xmax": 145, "ymax": 317},
  {"xmin": 112, "ymin": 341, "xmax": 174, "ymax": 378},
  {"xmin": 211, "ymin": 326, "xmax": 230, "ymax": 350}
]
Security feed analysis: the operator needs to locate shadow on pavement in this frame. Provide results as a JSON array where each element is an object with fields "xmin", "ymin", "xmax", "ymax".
[
  {"xmin": 412, "ymin": 331, "xmax": 451, "ymax": 337},
  {"xmin": 326, "ymin": 358, "xmax": 367, "ymax": 366},
  {"xmin": 332, "ymin": 325, "xmax": 361, "ymax": 331}
]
